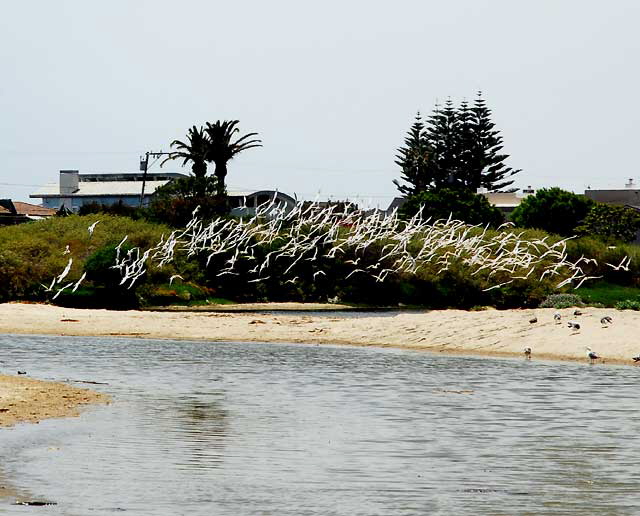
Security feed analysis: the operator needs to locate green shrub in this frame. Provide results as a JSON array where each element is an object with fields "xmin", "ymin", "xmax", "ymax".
[
  {"xmin": 400, "ymin": 187, "xmax": 505, "ymax": 227},
  {"xmin": 615, "ymin": 299, "xmax": 640, "ymax": 311},
  {"xmin": 575, "ymin": 203, "xmax": 640, "ymax": 244},
  {"xmin": 0, "ymin": 215, "xmax": 174, "ymax": 305},
  {"xmin": 511, "ymin": 187, "xmax": 592, "ymax": 236},
  {"xmin": 539, "ymin": 293, "xmax": 584, "ymax": 309}
]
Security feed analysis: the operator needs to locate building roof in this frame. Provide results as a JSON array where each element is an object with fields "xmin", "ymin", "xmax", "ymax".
[
  {"xmin": 31, "ymin": 180, "xmax": 171, "ymax": 198},
  {"xmin": 227, "ymin": 189, "xmax": 297, "ymax": 203},
  {"xmin": 386, "ymin": 197, "xmax": 407, "ymax": 213},
  {"xmin": 12, "ymin": 202, "xmax": 56, "ymax": 217},
  {"xmin": 585, "ymin": 189, "xmax": 640, "ymax": 204}
]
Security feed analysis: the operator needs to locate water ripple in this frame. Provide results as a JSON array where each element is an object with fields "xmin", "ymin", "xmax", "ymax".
[{"xmin": 1, "ymin": 335, "xmax": 639, "ymax": 515}]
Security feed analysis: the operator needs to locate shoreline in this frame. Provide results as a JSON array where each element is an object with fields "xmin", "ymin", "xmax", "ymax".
[
  {"xmin": 0, "ymin": 373, "xmax": 110, "ymax": 428},
  {"xmin": 0, "ymin": 302, "xmax": 638, "ymax": 366}
]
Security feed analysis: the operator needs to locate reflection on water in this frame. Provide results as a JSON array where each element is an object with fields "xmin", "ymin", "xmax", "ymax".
[
  {"xmin": 1, "ymin": 334, "xmax": 640, "ymax": 515},
  {"xmin": 174, "ymin": 395, "xmax": 228, "ymax": 469}
]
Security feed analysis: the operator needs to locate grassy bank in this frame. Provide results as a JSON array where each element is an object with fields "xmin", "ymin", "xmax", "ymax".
[{"xmin": 1, "ymin": 215, "xmax": 638, "ymax": 310}]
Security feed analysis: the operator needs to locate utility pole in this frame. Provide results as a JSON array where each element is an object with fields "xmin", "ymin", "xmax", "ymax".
[{"xmin": 139, "ymin": 151, "xmax": 172, "ymax": 207}]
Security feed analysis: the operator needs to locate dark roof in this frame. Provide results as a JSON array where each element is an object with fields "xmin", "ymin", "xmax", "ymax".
[
  {"xmin": 13, "ymin": 202, "xmax": 56, "ymax": 217},
  {"xmin": 585, "ymin": 189, "xmax": 640, "ymax": 205},
  {"xmin": 386, "ymin": 197, "xmax": 407, "ymax": 213}
]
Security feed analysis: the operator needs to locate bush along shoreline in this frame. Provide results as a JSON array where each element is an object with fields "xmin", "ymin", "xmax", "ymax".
[{"xmin": 1, "ymin": 211, "xmax": 638, "ymax": 311}]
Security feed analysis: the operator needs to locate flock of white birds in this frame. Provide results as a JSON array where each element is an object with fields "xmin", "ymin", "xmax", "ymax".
[{"xmin": 46, "ymin": 199, "xmax": 630, "ymax": 302}]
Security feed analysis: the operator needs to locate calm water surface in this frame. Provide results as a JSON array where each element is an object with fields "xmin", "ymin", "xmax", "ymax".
[{"xmin": 1, "ymin": 334, "xmax": 639, "ymax": 515}]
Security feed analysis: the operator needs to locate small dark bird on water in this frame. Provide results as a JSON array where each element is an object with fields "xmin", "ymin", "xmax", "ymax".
[
  {"xmin": 573, "ymin": 309, "xmax": 583, "ymax": 316},
  {"xmin": 524, "ymin": 347, "xmax": 532, "ymax": 360},
  {"xmin": 17, "ymin": 371, "xmax": 26, "ymax": 375},
  {"xmin": 600, "ymin": 316, "xmax": 613, "ymax": 327},
  {"xmin": 529, "ymin": 317, "xmax": 538, "ymax": 324}
]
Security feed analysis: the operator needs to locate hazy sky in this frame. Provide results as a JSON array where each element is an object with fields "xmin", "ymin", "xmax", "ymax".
[{"xmin": 2, "ymin": 1, "xmax": 639, "ymax": 208}]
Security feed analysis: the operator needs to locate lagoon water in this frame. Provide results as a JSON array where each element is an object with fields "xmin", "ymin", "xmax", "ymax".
[{"xmin": 1, "ymin": 335, "xmax": 640, "ymax": 515}]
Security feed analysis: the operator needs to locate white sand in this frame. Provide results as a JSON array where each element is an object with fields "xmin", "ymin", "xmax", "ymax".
[{"xmin": 0, "ymin": 302, "xmax": 635, "ymax": 365}]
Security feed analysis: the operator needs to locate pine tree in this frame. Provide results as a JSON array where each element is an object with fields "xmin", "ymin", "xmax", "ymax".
[
  {"xmin": 455, "ymin": 99, "xmax": 476, "ymax": 189},
  {"xmin": 393, "ymin": 94, "xmax": 521, "ymax": 196},
  {"xmin": 425, "ymin": 98, "xmax": 461, "ymax": 189},
  {"xmin": 469, "ymin": 92, "xmax": 520, "ymax": 192},
  {"xmin": 392, "ymin": 113, "xmax": 431, "ymax": 196}
]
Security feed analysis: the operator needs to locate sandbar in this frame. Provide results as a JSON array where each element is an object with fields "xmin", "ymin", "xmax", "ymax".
[
  {"xmin": 0, "ymin": 372, "xmax": 109, "ymax": 428},
  {"xmin": 0, "ymin": 302, "xmax": 636, "ymax": 366}
]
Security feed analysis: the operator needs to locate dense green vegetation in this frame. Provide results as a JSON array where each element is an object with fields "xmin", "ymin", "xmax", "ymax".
[
  {"xmin": 399, "ymin": 187, "xmax": 504, "ymax": 226},
  {"xmin": 511, "ymin": 188, "xmax": 593, "ymax": 236},
  {"xmin": 1, "ymin": 213, "xmax": 638, "ymax": 311},
  {"xmin": 0, "ymin": 215, "xmax": 200, "ymax": 308},
  {"xmin": 575, "ymin": 203, "xmax": 640, "ymax": 244}
]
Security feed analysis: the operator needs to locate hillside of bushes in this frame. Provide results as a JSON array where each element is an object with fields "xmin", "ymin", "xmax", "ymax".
[{"xmin": 1, "ymin": 214, "xmax": 639, "ymax": 310}]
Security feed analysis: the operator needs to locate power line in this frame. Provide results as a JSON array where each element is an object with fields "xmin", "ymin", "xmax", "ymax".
[{"xmin": 0, "ymin": 182, "xmax": 43, "ymax": 187}]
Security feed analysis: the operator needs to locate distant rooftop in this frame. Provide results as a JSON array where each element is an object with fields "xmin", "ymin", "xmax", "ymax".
[
  {"xmin": 31, "ymin": 180, "xmax": 175, "ymax": 198},
  {"xmin": 13, "ymin": 201, "xmax": 56, "ymax": 217},
  {"xmin": 31, "ymin": 171, "xmax": 188, "ymax": 199}
]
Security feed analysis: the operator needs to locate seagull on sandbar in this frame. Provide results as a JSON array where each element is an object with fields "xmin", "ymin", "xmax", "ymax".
[
  {"xmin": 633, "ymin": 355, "xmax": 640, "ymax": 363},
  {"xmin": 567, "ymin": 321, "xmax": 581, "ymax": 331},
  {"xmin": 586, "ymin": 347, "xmax": 600, "ymax": 364},
  {"xmin": 573, "ymin": 309, "xmax": 583, "ymax": 316},
  {"xmin": 524, "ymin": 347, "xmax": 532, "ymax": 360},
  {"xmin": 600, "ymin": 316, "xmax": 613, "ymax": 327},
  {"xmin": 529, "ymin": 316, "xmax": 538, "ymax": 324},
  {"xmin": 554, "ymin": 311, "xmax": 562, "ymax": 324}
]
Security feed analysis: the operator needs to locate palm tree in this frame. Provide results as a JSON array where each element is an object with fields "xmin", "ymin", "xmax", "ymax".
[
  {"xmin": 204, "ymin": 120, "xmax": 262, "ymax": 197},
  {"xmin": 162, "ymin": 125, "xmax": 210, "ymax": 178}
]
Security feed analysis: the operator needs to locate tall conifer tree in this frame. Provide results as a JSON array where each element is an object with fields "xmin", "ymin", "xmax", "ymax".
[
  {"xmin": 455, "ymin": 99, "xmax": 476, "ymax": 189},
  {"xmin": 392, "ymin": 113, "xmax": 431, "ymax": 196},
  {"xmin": 393, "ymin": 94, "xmax": 521, "ymax": 196},
  {"xmin": 468, "ymin": 92, "xmax": 520, "ymax": 191},
  {"xmin": 425, "ymin": 98, "xmax": 460, "ymax": 189}
]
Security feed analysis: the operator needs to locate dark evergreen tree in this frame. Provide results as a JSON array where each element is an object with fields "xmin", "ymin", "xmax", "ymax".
[
  {"xmin": 468, "ymin": 92, "xmax": 520, "ymax": 191},
  {"xmin": 392, "ymin": 113, "xmax": 431, "ymax": 196},
  {"xmin": 455, "ymin": 99, "xmax": 476, "ymax": 189},
  {"xmin": 393, "ymin": 94, "xmax": 521, "ymax": 196},
  {"xmin": 425, "ymin": 98, "xmax": 461, "ymax": 189}
]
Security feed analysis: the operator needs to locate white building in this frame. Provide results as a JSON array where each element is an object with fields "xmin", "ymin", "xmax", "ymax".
[
  {"xmin": 30, "ymin": 170, "xmax": 186, "ymax": 212},
  {"xmin": 30, "ymin": 170, "xmax": 297, "ymax": 216}
]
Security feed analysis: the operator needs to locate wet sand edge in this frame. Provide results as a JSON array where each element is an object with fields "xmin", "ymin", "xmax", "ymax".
[
  {"xmin": 0, "ymin": 374, "xmax": 110, "ymax": 428},
  {"xmin": 1, "ymin": 302, "xmax": 638, "ymax": 367}
]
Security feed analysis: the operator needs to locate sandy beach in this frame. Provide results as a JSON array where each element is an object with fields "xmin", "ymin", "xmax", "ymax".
[{"xmin": 0, "ymin": 301, "xmax": 636, "ymax": 365}]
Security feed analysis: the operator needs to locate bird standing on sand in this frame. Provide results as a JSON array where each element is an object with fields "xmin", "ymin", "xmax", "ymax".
[
  {"xmin": 529, "ymin": 316, "xmax": 538, "ymax": 324},
  {"xmin": 524, "ymin": 347, "xmax": 532, "ymax": 360},
  {"xmin": 554, "ymin": 311, "xmax": 562, "ymax": 324},
  {"xmin": 633, "ymin": 355, "xmax": 640, "ymax": 363},
  {"xmin": 573, "ymin": 309, "xmax": 583, "ymax": 316},
  {"xmin": 586, "ymin": 347, "xmax": 600, "ymax": 364},
  {"xmin": 567, "ymin": 321, "xmax": 581, "ymax": 331},
  {"xmin": 600, "ymin": 316, "xmax": 613, "ymax": 327}
]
